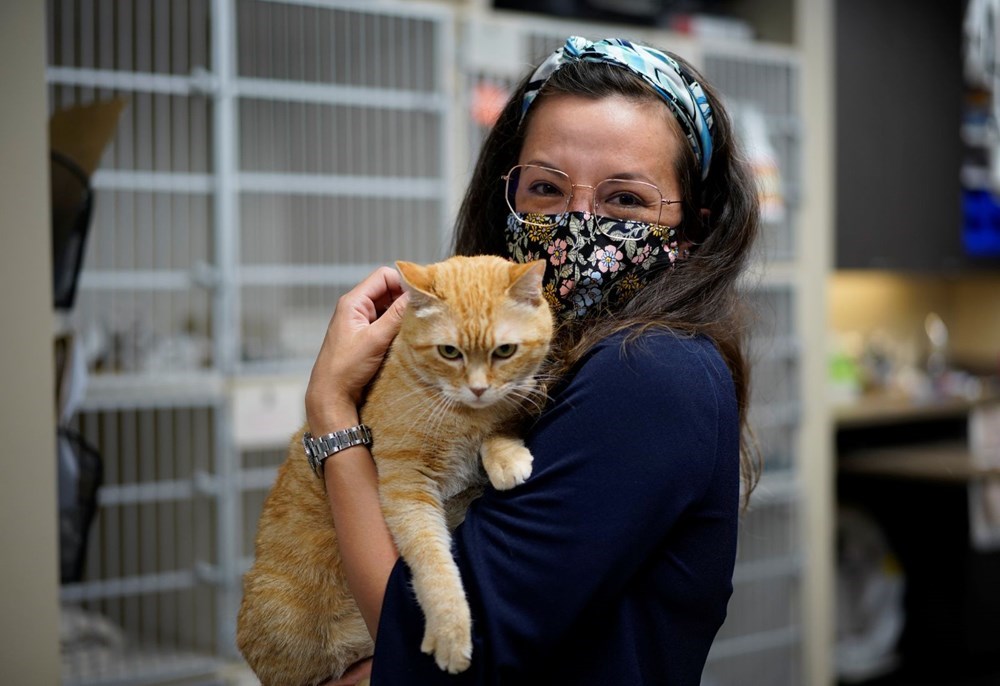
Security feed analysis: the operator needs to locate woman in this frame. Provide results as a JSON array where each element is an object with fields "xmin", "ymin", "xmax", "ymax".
[{"xmin": 307, "ymin": 36, "xmax": 760, "ymax": 685}]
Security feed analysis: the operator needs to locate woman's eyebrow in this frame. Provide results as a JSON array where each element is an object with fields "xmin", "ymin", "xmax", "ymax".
[
  {"xmin": 521, "ymin": 160, "xmax": 659, "ymax": 185},
  {"xmin": 521, "ymin": 158, "xmax": 561, "ymax": 169}
]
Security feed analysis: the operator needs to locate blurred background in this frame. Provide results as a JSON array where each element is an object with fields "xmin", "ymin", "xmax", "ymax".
[{"xmin": 2, "ymin": 0, "xmax": 1000, "ymax": 684}]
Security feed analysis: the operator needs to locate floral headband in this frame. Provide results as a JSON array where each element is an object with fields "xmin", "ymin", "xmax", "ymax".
[{"xmin": 521, "ymin": 36, "xmax": 715, "ymax": 181}]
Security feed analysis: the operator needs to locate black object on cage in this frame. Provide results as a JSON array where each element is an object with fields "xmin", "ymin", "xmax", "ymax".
[
  {"xmin": 58, "ymin": 426, "xmax": 103, "ymax": 584},
  {"xmin": 50, "ymin": 150, "xmax": 94, "ymax": 310}
]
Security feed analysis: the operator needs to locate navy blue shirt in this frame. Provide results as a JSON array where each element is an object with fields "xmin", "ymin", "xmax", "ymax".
[{"xmin": 371, "ymin": 331, "xmax": 740, "ymax": 685}]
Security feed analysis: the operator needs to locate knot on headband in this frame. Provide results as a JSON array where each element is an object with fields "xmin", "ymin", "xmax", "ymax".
[{"xmin": 521, "ymin": 36, "xmax": 715, "ymax": 181}]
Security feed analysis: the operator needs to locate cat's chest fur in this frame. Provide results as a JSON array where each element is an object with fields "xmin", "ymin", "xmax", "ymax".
[
  {"xmin": 437, "ymin": 433, "xmax": 491, "ymax": 498},
  {"xmin": 362, "ymin": 372, "xmax": 502, "ymax": 495}
]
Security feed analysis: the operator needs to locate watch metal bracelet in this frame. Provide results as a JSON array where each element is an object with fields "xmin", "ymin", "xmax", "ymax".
[{"xmin": 302, "ymin": 424, "xmax": 373, "ymax": 478}]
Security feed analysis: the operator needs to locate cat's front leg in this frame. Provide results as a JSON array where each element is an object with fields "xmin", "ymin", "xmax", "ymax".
[
  {"xmin": 480, "ymin": 434, "xmax": 533, "ymax": 490},
  {"xmin": 379, "ymin": 466, "xmax": 472, "ymax": 674}
]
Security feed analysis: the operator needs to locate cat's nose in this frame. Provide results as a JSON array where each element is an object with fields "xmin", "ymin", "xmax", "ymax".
[{"xmin": 470, "ymin": 386, "xmax": 487, "ymax": 398}]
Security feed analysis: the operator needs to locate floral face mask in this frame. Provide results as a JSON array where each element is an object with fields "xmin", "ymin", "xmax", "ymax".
[{"xmin": 504, "ymin": 211, "xmax": 684, "ymax": 320}]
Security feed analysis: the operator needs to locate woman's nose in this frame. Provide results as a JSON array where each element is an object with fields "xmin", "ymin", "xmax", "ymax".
[{"xmin": 567, "ymin": 184, "xmax": 596, "ymax": 214}]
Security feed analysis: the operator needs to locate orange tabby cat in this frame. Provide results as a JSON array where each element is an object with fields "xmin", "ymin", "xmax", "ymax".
[{"xmin": 237, "ymin": 255, "xmax": 553, "ymax": 685}]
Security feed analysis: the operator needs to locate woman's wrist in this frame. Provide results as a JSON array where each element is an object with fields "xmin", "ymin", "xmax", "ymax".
[{"xmin": 305, "ymin": 392, "xmax": 362, "ymax": 436}]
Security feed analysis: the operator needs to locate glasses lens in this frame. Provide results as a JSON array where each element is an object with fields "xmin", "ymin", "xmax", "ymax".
[
  {"xmin": 594, "ymin": 179, "xmax": 663, "ymax": 225},
  {"xmin": 506, "ymin": 165, "xmax": 571, "ymax": 220}
]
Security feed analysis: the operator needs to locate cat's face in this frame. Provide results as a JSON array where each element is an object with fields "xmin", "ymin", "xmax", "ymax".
[{"xmin": 396, "ymin": 256, "xmax": 553, "ymax": 409}]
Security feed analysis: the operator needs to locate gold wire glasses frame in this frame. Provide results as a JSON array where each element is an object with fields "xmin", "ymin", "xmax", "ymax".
[{"xmin": 502, "ymin": 164, "xmax": 681, "ymax": 237}]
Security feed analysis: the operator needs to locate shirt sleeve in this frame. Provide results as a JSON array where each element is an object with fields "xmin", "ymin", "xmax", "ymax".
[{"xmin": 370, "ymin": 331, "xmax": 735, "ymax": 685}]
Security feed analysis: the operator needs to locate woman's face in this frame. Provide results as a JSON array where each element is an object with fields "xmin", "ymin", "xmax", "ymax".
[
  {"xmin": 504, "ymin": 93, "xmax": 690, "ymax": 319},
  {"xmin": 517, "ymin": 93, "xmax": 686, "ymax": 228}
]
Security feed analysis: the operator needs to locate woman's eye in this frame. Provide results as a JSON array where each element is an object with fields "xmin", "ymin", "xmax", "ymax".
[
  {"xmin": 607, "ymin": 192, "xmax": 643, "ymax": 207},
  {"xmin": 492, "ymin": 344, "xmax": 518, "ymax": 359},
  {"xmin": 528, "ymin": 182, "xmax": 562, "ymax": 197},
  {"xmin": 438, "ymin": 345, "xmax": 463, "ymax": 360}
]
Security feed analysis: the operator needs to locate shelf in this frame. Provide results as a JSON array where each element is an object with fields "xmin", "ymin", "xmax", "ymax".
[
  {"xmin": 80, "ymin": 373, "xmax": 225, "ymax": 411},
  {"xmin": 236, "ymin": 76, "xmax": 447, "ymax": 111},
  {"xmin": 834, "ymin": 393, "xmax": 995, "ymax": 429},
  {"xmin": 839, "ymin": 441, "xmax": 1000, "ymax": 483}
]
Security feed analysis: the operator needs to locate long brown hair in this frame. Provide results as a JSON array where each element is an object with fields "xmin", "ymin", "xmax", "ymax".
[{"xmin": 452, "ymin": 52, "xmax": 761, "ymax": 503}]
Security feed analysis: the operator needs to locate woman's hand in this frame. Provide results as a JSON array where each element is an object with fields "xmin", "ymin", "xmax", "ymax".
[
  {"xmin": 306, "ymin": 267, "xmax": 405, "ymax": 641},
  {"xmin": 320, "ymin": 658, "xmax": 373, "ymax": 686},
  {"xmin": 306, "ymin": 266, "xmax": 408, "ymax": 432}
]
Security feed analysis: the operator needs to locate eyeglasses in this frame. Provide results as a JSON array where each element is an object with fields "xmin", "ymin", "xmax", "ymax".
[{"xmin": 502, "ymin": 164, "xmax": 681, "ymax": 238}]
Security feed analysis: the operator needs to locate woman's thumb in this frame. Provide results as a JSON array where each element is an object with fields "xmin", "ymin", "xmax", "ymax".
[{"xmin": 370, "ymin": 292, "xmax": 409, "ymax": 347}]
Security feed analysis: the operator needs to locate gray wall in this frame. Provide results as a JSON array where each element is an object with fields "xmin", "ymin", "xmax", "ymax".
[{"xmin": 0, "ymin": 1, "xmax": 60, "ymax": 683}]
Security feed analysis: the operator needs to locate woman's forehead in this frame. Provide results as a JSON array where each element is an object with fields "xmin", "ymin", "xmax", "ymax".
[{"xmin": 518, "ymin": 94, "xmax": 683, "ymax": 182}]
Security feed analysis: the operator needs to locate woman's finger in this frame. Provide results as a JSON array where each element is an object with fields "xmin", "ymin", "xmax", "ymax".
[
  {"xmin": 353, "ymin": 266, "xmax": 403, "ymax": 306},
  {"xmin": 370, "ymin": 270, "xmax": 406, "ymax": 315},
  {"xmin": 339, "ymin": 266, "xmax": 404, "ymax": 325},
  {"xmin": 369, "ymin": 291, "xmax": 409, "ymax": 348}
]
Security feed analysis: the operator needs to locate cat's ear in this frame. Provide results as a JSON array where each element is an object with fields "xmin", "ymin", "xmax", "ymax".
[
  {"xmin": 395, "ymin": 260, "xmax": 432, "ymax": 293},
  {"xmin": 506, "ymin": 259, "xmax": 546, "ymax": 306},
  {"xmin": 395, "ymin": 260, "xmax": 439, "ymax": 313}
]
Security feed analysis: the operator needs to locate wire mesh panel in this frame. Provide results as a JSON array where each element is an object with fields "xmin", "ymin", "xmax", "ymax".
[
  {"xmin": 705, "ymin": 489, "xmax": 804, "ymax": 685},
  {"xmin": 747, "ymin": 285, "xmax": 799, "ymax": 473},
  {"xmin": 238, "ymin": 447, "xmax": 287, "ymax": 575},
  {"xmin": 48, "ymin": 1, "xmax": 455, "ymax": 680},
  {"xmin": 233, "ymin": 0, "xmax": 453, "ymax": 372},
  {"xmin": 702, "ymin": 47, "xmax": 801, "ymax": 263},
  {"xmin": 48, "ymin": 0, "xmax": 217, "ymax": 380},
  {"xmin": 63, "ymin": 404, "xmax": 223, "ymax": 685},
  {"xmin": 222, "ymin": 0, "xmax": 457, "ymax": 664},
  {"xmin": 701, "ymin": 45, "xmax": 804, "ymax": 686},
  {"xmin": 47, "ymin": 1, "xmax": 229, "ymax": 683}
]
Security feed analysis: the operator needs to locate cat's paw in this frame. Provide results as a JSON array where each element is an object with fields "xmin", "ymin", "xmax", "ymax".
[
  {"xmin": 420, "ymin": 603, "xmax": 472, "ymax": 673},
  {"xmin": 481, "ymin": 437, "xmax": 533, "ymax": 491}
]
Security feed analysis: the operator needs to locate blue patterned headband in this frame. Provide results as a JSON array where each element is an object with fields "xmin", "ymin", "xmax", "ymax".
[{"xmin": 521, "ymin": 36, "xmax": 715, "ymax": 180}]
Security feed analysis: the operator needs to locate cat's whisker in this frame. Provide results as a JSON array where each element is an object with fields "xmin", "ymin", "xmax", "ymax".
[
  {"xmin": 528, "ymin": 373, "xmax": 562, "ymax": 387},
  {"xmin": 520, "ymin": 376, "xmax": 552, "ymax": 395},
  {"xmin": 380, "ymin": 380, "xmax": 462, "ymax": 428},
  {"xmin": 409, "ymin": 394, "xmax": 448, "ymax": 435},
  {"xmin": 501, "ymin": 383, "xmax": 546, "ymax": 410},
  {"xmin": 524, "ymin": 393, "xmax": 551, "ymax": 413},
  {"xmin": 376, "ymin": 382, "xmax": 437, "ymax": 412},
  {"xmin": 420, "ymin": 393, "xmax": 458, "ymax": 438},
  {"xmin": 420, "ymin": 396, "xmax": 449, "ymax": 435}
]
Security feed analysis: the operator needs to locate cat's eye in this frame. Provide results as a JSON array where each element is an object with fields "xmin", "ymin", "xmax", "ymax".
[
  {"xmin": 492, "ymin": 344, "xmax": 518, "ymax": 359},
  {"xmin": 437, "ymin": 345, "xmax": 463, "ymax": 360}
]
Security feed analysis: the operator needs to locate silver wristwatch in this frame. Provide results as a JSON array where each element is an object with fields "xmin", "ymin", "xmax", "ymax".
[{"xmin": 302, "ymin": 424, "xmax": 373, "ymax": 477}]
